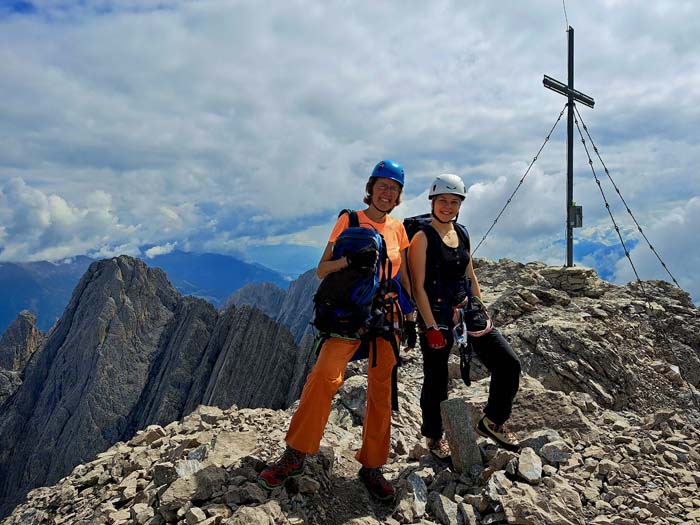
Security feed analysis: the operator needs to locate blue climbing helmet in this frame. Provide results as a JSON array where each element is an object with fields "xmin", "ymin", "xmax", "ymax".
[{"xmin": 370, "ymin": 160, "xmax": 404, "ymax": 188}]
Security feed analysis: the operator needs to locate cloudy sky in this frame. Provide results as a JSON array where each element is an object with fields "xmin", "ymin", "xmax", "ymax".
[{"xmin": 1, "ymin": 0, "xmax": 698, "ymax": 301}]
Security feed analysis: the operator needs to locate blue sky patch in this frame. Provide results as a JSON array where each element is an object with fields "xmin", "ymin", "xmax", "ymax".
[
  {"xmin": 575, "ymin": 238, "xmax": 639, "ymax": 282},
  {"xmin": 1, "ymin": 1, "xmax": 35, "ymax": 16}
]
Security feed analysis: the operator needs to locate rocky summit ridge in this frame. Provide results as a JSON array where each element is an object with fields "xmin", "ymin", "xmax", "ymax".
[{"xmin": 1, "ymin": 256, "xmax": 699, "ymax": 525}]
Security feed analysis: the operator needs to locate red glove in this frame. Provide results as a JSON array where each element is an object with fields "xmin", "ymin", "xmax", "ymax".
[{"xmin": 426, "ymin": 327, "xmax": 446, "ymax": 349}]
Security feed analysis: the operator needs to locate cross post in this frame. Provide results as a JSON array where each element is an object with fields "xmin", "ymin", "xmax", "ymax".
[{"xmin": 543, "ymin": 26, "xmax": 595, "ymax": 267}]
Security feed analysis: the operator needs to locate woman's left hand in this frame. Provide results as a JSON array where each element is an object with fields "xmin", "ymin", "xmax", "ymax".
[{"xmin": 426, "ymin": 327, "xmax": 446, "ymax": 349}]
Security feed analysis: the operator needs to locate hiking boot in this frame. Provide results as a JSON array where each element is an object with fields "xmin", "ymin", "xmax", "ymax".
[
  {"xmin": 258, "ymin": 446, "xmax": 306, "ymax": 489},
  {"xmin": 476, "ymin": 416, "xmax": 520, "ymax": 452},
  {"xmin": 426, "ymin": 437, "xmax": 452, "ymax": 463},
  {"xmin": 358, "ymin": 466, "xmax": 395, "ymax": 502}
]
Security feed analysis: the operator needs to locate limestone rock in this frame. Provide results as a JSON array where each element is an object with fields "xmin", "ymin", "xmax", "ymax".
[
  {"xmin": 498, "ymin": 479, "xmax": 584, "ymax": 525},
  {"xmin": 519, "ymin": 429, "xmax": 563, "ymax": 453},
  {"xmin": 0, "ymin": 311, "xmax": 44, "ymax": 403},
  {"xmin": 440, "ymin": 398, "xmax": 481, "ymax": 474},
  {"xmin": 428, "ymin": 492, "xmax": 458, "ymax": 525},
  {"xmin": 184, "ymin": 304, "xmax": 298, "ymax": 412},
  {"xmin": 517, "ymin": 447, "xmax": 542, "ymax": 484},
  {"xmin": 274, "ymin": 269, "xmax": 320, "ymax": 342},
  {"xmin": 224, "ymin": 282, "xmax": 286, "ymax": 319},
  {"xmin": 539, "ymin": 440, "xmax": 574, "ymax": 465},
  {"xmin": 0, "ymin": 369, "xmax": 22, "ymax": 405},
  {"xmin": 457, "ymin": 502, "xmax": 478, "ymax": 525},
  {"xmin": 0, "ymin": 256, "xmax": 307, "ymax": 517},
  {"xmin": 0, "ymin": 310, "xmax": 43, "ymax": 372}
]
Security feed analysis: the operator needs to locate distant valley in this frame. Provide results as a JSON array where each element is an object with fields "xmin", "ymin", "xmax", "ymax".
[{"xmin": 0, "ymin": 251, "xmax": 293, "ymax": 333}]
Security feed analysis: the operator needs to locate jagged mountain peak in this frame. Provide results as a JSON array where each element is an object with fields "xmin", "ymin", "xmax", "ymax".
[
  {"xmin": 223, "ymin": 281, "xmax": 287, "ymax": 318},
  {"xmin": 0, "ymin": 310, "xmax": 45, "ymax": 405},
  {"xmin": 0, "ymin": 255, "xmax": 314, "ymax": 518},
  {"xmin": 224, "ymin": 268, "xmax": 320, "ymax": 345},
  {"xmin": 0, "ymin": 309, "xmax": 43, "ymax": 372}
]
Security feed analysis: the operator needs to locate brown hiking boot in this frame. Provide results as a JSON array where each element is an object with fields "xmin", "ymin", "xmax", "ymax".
[
  {"xmin": 358, "ymin": 466, "xmax": 395, "ymax": 502},
  {"xmin": 476, "ymin": 416, "xmax": 520, "ymax": 452},
  {"xmin": 426, "ymin": 437, "xmax": 452, "ymax": 463},
  {"xmin": 258, "ymin": 446, "xmax": 306, "ymax": 489}
]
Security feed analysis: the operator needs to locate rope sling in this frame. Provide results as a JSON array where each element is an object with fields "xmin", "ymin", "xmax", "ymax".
[{"xmin": 473, "ymin": 102, "xmax": 698, "ymax": 412}]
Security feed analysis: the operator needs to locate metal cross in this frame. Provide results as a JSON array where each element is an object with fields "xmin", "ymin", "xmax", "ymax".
[{"xmin": 543, "ymin": 26, "xmax": 595, "ymax": 267}]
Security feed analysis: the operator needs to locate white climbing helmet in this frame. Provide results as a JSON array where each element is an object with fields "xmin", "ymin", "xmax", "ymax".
[{"xmin": 428, "ymin": 173, "xmax": 467, "ymax": 200}]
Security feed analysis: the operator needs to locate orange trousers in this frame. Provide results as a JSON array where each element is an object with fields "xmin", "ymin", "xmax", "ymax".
[{"xmin": 285, "ymin": 336, "xmax": 398, "ymax": 468}]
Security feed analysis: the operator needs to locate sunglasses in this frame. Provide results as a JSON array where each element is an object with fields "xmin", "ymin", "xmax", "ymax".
[{"xmin": 375, "ymin": 183, "xmax": 401, "ymax": 195}]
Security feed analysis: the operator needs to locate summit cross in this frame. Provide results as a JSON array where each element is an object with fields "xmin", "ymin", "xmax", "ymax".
[{"xmin": 543, "ymin": 25, "xmax": 595, "ymax": 267}]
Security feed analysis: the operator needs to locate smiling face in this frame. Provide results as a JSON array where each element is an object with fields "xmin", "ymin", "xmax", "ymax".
[
  {"xmin": 431, "ymin": 193, "xmax": 463, "ymax": 222},
  {"xmin": 365, "ymin": 177, "xmax": 402, "ymax": 211}
]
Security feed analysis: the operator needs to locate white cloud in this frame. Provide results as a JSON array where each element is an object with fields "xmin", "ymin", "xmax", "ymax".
[
  {"xmin": 613, "ymin": 197, "xmax": 700, "ymax": 302},
  {"xmin": 0, "ymin": 177, "xmax": 138, "ymax": 261},
  {"xmin": 145, "ymin": 242, "xmax": 177, "ymax": 259},
  {"xmin": 0, "ymin": 0, "xmax": 698, "ymax": 300}
]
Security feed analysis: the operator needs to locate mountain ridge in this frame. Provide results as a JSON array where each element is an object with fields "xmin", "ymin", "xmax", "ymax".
[
  {"xmin": 0, "ymin": 255, "xmax": 698, "ymax": 523},
  {"xmin": 0, "ymin": 251, "xmax": 289, "ymax": 333},
  {"xmin": 0, "ymin": 255, "xmax": 313, "ymax": 517}
]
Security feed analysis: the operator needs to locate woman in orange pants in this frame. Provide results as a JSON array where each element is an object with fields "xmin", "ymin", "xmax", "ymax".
[{"xmin": 258, "ymin": 160, "xmax": 411, "ymax": 502}]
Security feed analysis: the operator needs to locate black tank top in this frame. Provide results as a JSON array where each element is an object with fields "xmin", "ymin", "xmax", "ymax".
[
  {"xmin": 436, "ymin": 232, "xmax": 469, "ymax": 283},
  {"xmin": 423, "ymin": 225, "xmax": 471, "ymax": 320}
]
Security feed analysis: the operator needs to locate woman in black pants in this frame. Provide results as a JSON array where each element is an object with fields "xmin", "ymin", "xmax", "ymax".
[{"xmin": 408, "ymin": 174, "xmax": 521, "ymax": 458}]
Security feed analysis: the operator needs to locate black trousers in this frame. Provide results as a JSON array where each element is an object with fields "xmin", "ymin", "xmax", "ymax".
[{"xmin": 419, "ymin": 327, "xmax": 521, "ymax": 439}]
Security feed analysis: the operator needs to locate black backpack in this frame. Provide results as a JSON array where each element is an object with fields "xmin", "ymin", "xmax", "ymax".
[
  {"xmin": 403, "ymin": 213, "xmax": 470, "ymax": 249},
  {"xmin": 313, "ymin": 210, "xmax": 391, "ymax": 338}
]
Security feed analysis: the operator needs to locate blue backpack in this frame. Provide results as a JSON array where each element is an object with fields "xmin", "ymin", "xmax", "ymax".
[
  {"xmin": 312, "ymin": 210, "xmax": 408, "ymax": 411},
  {"xmin": 313, "ymin": 210, "xmax": 391, "ymax": 337}
]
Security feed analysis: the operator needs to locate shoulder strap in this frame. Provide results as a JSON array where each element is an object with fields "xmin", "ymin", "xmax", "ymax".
[
  {"xmin": 338, "ymin": 209, "xmax": 359, "ymax": 228},
  {"xmin": 420, "ymin": 224, "xmax": 443, "ymax": 297},
  {"xmin": 454, "ymin": 223, "xmax": 473, "ymax": 298},
  {"xmin": 421, "ymin": 224, "xmax": 441, "ymax": 263},
  {"xmin": 454, "ymin": 223, "xmax": 471, "ymax": 254}
]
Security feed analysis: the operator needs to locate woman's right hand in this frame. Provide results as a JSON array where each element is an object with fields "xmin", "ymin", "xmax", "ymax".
[
  {"xmin": 425, "ymin": 327, "xmax": 446, "ymax": 349},
  {"xmin": 346, "ymin": 249, "xmax": 378, "ymax": 270}
]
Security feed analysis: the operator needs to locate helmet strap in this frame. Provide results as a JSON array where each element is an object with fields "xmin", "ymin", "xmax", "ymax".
[
  {"xmin": 370, "ymin": 201, "xmax": 392, "ymax": 216},
  {"xmin": 431, "ymin": 211, "xmax": 452, "ymax": 224},
  {"xmin": 430, "ymin": 201, "xmax": 458, "ymax": 224}
]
